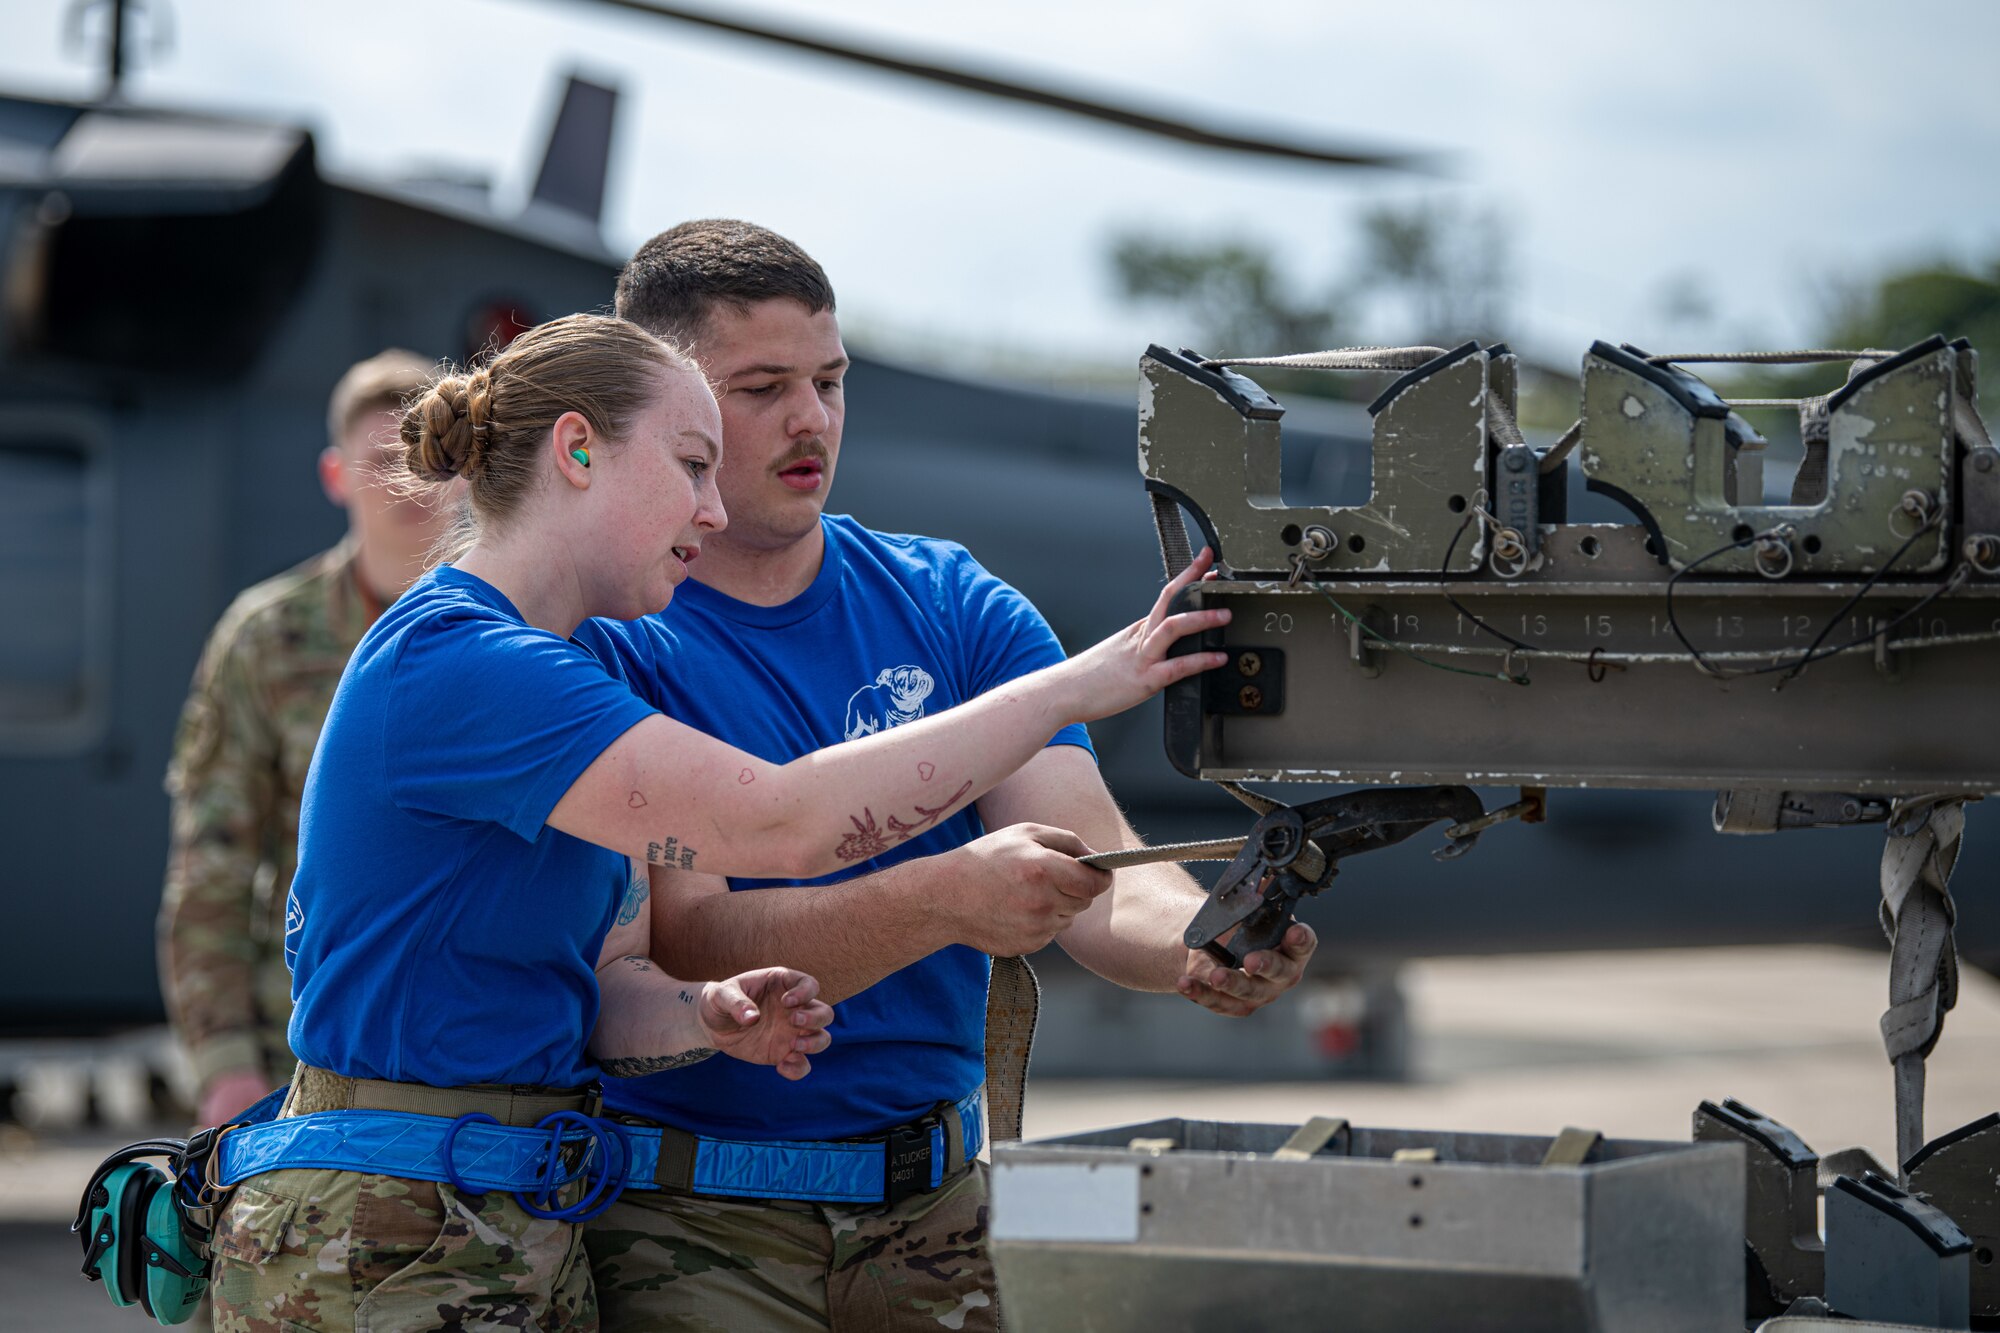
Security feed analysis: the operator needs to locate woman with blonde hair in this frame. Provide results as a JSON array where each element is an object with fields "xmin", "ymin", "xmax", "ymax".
[{"xmin": 203, "ymin": 313, "xmax": 1227, "ymax": 1332}]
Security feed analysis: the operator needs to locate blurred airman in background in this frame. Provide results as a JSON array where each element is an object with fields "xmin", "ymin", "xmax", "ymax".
[{"xmin": 157, "ymin": 349, "xmax": 449, "ymax": 1127}]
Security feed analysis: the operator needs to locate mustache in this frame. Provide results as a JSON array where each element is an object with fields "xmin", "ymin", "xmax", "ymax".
[{"xmin": 773, "ymin": 438, "xmax": 829, "ymax": 470}]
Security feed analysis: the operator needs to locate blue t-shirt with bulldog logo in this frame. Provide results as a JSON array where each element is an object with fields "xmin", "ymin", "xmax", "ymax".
[{"xmin": 572, "ymin": 513, "xmax": 1092, "ymax": 1141}]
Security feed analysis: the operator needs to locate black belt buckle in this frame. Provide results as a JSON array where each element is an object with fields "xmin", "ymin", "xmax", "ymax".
[{"xmin": 883, "ymin": 1120, "xmax": 934, "ymax": 1207}]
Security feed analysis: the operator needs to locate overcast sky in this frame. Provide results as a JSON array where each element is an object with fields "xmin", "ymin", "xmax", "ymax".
[{"xmin": 5, "ymin": 0, "xmax": 1999, "ymax": 376}]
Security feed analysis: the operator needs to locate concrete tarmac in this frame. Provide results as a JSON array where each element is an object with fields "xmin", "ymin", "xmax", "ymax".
[
  {"xmin": 7, "ymin": 944, "xmax": 1998, "ymax": 1331},
  {"xmin": 1023, "ymin": 944, "xmax": 2000, "ymax": 1153}
]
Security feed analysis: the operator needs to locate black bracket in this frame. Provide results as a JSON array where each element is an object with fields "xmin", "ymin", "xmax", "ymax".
[{"xmin": 1183, "ymin": 786, "xmax": 1484, "ymax": 968}]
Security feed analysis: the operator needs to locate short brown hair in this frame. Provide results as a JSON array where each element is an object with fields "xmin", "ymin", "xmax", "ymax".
[
  {"xmin": 326, "ymin": 349, "xmax": 433, "ymax": 447},
  {"xmin": 615, "ymin": 219, "xmax": 836, "ymax": 346},
  {"xmin": 398, "ymin": 314, "xmax": 699, "ymax": 539}
]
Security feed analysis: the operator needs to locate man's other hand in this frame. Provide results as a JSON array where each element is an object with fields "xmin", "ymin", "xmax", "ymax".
[
  {"xmin": 198, "ymin": 1068, "xmax": 276, "ymax": 1127},
  {"xmin": 947, "ymin": 824, "xmax": 1113, "ymax": 957},
  {"xmin": 1175, "ymin": 922, "xmax": 1318, "ymax": 1017}
]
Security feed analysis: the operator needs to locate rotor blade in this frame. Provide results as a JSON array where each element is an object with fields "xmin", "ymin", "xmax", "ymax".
[{"xmin": 567, "ymin": 0, "xmax": 1437, "ymax": 173}]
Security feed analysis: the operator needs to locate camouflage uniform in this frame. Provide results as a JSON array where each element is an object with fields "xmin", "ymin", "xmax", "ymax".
[
  {"xmin": 208, "ymin": 1168, "xmax": 595, "ymax": 1333},
  {"xmin": 159, "ymin": 540, "xmax": 380, "ymax": 1093},
  {"xmin": 584, "ymin": 1163, "xmax": 998, "ymax": 1332}
]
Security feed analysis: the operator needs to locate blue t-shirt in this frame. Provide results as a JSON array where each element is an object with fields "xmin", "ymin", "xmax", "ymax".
[
  {"xmin": 574, "ymin": 514, "xmax": 1092, "ymax": 1140},
  {"xmin": 286, "ymin": 566, "xmax": 657, "ymax": 1089}
]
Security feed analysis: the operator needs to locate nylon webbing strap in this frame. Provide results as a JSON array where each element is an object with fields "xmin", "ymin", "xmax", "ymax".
[
  {"xmin": 1644, "ymin": 349, "xmax": 1895, "ymax": 366},
  {"xmin": 1879, "ymin": 797, "xmax": 1967, "ymax": 1175},
  {"xmin": 1079, "ymin": 838, "xmax": 1245, "ymax": 871},
  {"xmin": 286, "ymin": 1064, "xmax": 595, "ymax": 1127},
  {"xmin": 1273, "ymin": 1116, "xmax": 1347, "ymax": 1161},
  {"xmin": 1219, "ymin": 779, "xmax": 1283, "ymax": 817},
  {"xmin": 984, "ymin": 954, "xmax": 1040, "ymax": 1143},
  {"xmin": 1541, "ymin": 1126, "xmax": 1603, "ymax": 1167},
  {"xmin": 1486, "ymin": 392, "xmax": 1526, "ymax": 450},
  {"xmin": 1149, "ymin": 492, "xmax": 1194, "ymax": 581},
  {"xmin": 651, "ymin": 1123, "xmax": 698, "ymax": 1193},
  {"xmin": 1714, "ymin": 788, "xmax": 1783, "ymax": 835},
  {"xmin": 1202, "ymin": 345, "xmax": 1448, "ymax": 372}
]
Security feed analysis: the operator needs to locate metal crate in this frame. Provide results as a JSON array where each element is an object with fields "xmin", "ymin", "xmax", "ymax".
[{"xmin": 991, "ymin": 1118, "xmax": 1744, "ymax": 1332}]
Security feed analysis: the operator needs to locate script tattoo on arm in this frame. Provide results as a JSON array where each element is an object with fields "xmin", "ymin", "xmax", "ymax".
[
  {"xmin": 834, "ymin": 779, "xmax": 975, "ymax": 861},
  {"xmin": 645, "ymin": 836, "xmax": 698, "ymax": 870},
  {"xmin": 598, "ymin": 957, "xmax": 718, "ymax": 1076}
]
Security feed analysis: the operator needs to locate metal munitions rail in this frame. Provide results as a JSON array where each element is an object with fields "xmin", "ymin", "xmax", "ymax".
[
  {"xmin": 1103, "ymin": 335, "xmax": 2000, "ymax": 1325},
  {"xmin": 1141, "ymin": 337, "xmax": 2000, "ymax": 793}
]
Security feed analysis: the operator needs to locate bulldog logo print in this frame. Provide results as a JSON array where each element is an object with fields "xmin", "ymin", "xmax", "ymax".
[
  {"xmin": 283, "ymin": 887, "xmax": 304, "ymax": 969},
  {"xmin": 843, "ymin": 665, "xmax": 936, "ymax": 741}
]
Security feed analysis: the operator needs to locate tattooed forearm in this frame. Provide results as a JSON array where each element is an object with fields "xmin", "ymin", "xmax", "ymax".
[
  {"xmin": 615, "ymin": 865, "xmax": 648, "ymax": 925},
  {"xmin": 598, "ymin": 960, "xmax": 712, "ymax": 1074},
  {"xmin": 833, "ymin": 780, "xmax": 975, "ymax": 861},
  {"xmin": 645, "ymin": 836, "xmax": 698, "ymax": 870},
  {"xmin": 600, "ymin": 1049, "xmax": 717, "ymax": 1077}
]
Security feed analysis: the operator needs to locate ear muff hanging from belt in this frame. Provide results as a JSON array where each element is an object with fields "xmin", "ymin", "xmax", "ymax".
[{"xmin": 74, "ymin": 1141, "xmax": 209, "ymax": 1325}]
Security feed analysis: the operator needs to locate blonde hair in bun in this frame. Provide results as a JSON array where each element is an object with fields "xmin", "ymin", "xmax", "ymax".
[
  {"xmin": 394, "ymin": 314, "xmax": 700, "ymax": 552},
  {"xmin": 403, "ymin": 366, "xmax": 494, "ymax": 482}
]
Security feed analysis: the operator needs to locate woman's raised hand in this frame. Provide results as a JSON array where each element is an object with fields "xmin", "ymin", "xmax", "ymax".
[{"xmin": 1055, "ymin": 548, "xmax": 1231, "ymax": 724}]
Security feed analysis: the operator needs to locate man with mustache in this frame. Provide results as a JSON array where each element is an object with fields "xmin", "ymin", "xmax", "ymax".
[{"xmin": 576, "ymin": 219, "xmax": 1318, "ymax": 1332}]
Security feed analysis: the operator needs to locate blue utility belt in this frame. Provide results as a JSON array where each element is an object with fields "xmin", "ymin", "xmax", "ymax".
[
  {"xmin": 213, "ymin": 1085, "xmax": 983, "ymax": 1211},
  {"xmin": 629, "ymin": 1084, "xmax": 984, "ymax": 1207}
]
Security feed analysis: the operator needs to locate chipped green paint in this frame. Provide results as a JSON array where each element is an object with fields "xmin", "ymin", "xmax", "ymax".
[
  {"xmin": 1579, "ymin": 340, "xmax": 1963, "ymax": 575},
  {"xmin": 1138, "ymin": 345, "xmax": 1495, "ymax": 577}
]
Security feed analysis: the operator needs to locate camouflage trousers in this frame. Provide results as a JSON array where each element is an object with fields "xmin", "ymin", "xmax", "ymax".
[
  {"xmin": 583, "ymin": 1162, "xmax": 999, "ymax": 1332},
  {"xmin": 208, "ymin": 1167, "xmax": 595, "ymax": 1332}
]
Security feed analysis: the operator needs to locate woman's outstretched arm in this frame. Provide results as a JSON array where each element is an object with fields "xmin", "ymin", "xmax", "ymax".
[{"xmin": 549, "ymin": 550, "xmax": 1229, "ymax": 882}]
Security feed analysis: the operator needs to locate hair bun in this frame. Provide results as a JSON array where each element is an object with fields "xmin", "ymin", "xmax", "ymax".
[{"xmin": 401, "ymin": 367, "xmax": 493, "ymax": 481}]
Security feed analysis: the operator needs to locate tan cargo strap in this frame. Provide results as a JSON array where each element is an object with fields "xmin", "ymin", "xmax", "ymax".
[
  {"xmin": 1202, "ymin": 346, "xmax": 1448, "ymax": 373},
  {"xmin": 1878, "ymin": 797, "xmax": 1967, "ymax": 1176},
  {"xmin": 1079, "ymin": 780, "xmax": 1278, "ymax": 873},
  {"xmin": 1274, "ymin": 1116, "xmax": 1348, "ymax": 1161},
  {"xmin": 1714, "ymin": 787, "xmax": 1784, "ymax": 835},
  {"xmin": 1080, "ymin": 827, "xmax": 1331, "ymax": 887},
  {"xmin": 984, "ymin": 954, "xmax": 1040, "ymax": 1143},
  {"xmin": 285, "ymin": 1064, "xmax": 598, "ymax": 1127},
  {"xmin": 1642, "ymin": 348, "xmax": 1897, "ymax": 366},
  {"xmin": 1541, "ymin": 1126, "xmax": 1603, "ymax": 1167},
  {"xmin": 1079, "ymin": 838, "xmax": 1244, "ymax": 871},
  {"xmin": 1150, "ymin": 491, "xmax": 1195, "ymax": 581}
]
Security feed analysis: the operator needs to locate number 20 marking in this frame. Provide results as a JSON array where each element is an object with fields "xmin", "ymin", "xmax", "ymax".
[{"xmin": 1263, "ymin": 611, "xmax": 1295, "ymax": 634}]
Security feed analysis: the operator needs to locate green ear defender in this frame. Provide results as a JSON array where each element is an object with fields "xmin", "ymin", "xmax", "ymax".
[
  {"xmin": 75, "ymin": 1142, "xmax": 210, "ymax": 1324},
  {"xmin": 570, "ymin": 448, "xmax": 590, "ymax": 467}
]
